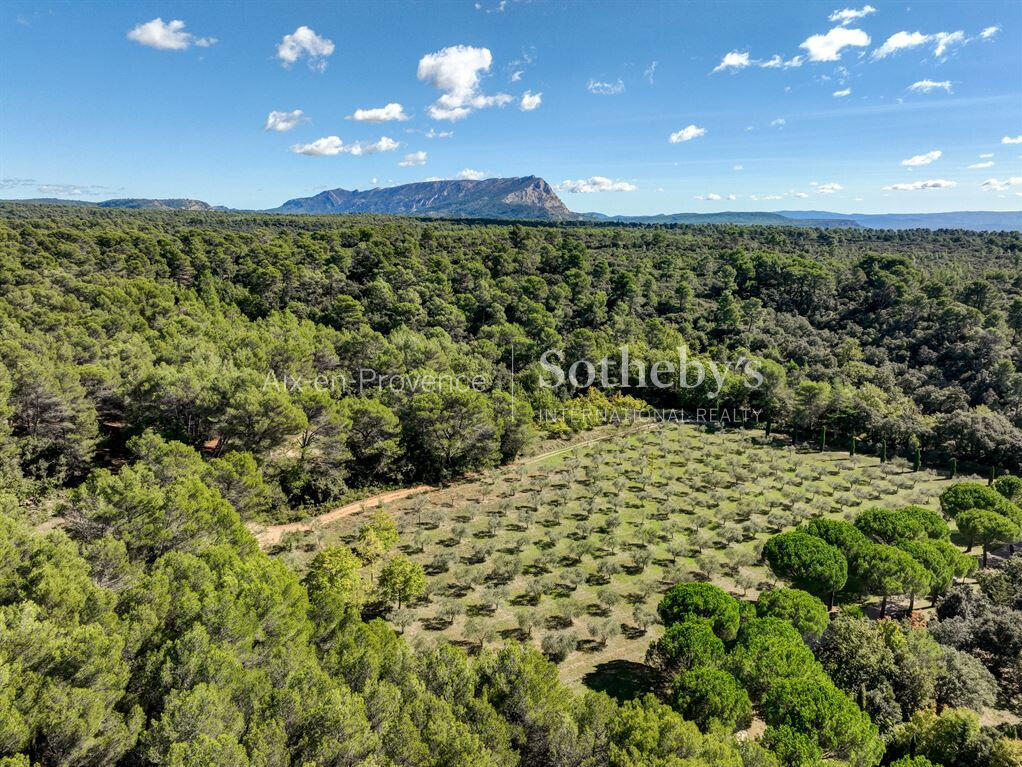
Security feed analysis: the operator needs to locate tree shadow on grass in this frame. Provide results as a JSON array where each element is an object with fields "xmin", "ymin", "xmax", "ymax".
[{"xmin": 582, "ymin": 660, "xmax": 659, "ymax": 702}]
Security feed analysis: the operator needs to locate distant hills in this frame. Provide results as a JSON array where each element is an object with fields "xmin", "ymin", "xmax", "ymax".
[{"xmin": 5, "ymin": 177, "xmax": 1020, "ymax": 231}]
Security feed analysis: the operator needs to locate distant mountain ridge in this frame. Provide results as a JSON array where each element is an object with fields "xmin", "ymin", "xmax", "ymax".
[
  {"xmin": 272, "ymin": 176, "xmax": 575, "ymax": 220},
  {"xmin": 97, "ymin": 198, "xmax": 229, "ymax": 211},
  {"xmin": 4, "ymin": 177, "xmax": 1020, "ymax": 231},
  {"xmin": 580, "ymin": 211, "xmax": 860, "ymax": 228}
]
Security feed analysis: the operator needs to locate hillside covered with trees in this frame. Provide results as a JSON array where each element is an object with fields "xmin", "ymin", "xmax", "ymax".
[{"xmin": 1, "ymin": 204, "xmax": 1021, "ymax": 767}]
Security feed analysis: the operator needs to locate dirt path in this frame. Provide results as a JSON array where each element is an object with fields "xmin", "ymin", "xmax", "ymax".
[{"xmin": 254, "ymin": 422, "xmax": 658, "ymax": 548}]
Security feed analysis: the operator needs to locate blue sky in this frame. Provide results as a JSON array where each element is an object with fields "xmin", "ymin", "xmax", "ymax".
[{"xmin": 1, "ymin": 0, "xmax": 1020, "ymax": 214}]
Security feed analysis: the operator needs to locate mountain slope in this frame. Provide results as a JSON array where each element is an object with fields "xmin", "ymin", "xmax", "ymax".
[{"xmin": 271, "ymin": 176, "xmax": 576, "ymax": 220}]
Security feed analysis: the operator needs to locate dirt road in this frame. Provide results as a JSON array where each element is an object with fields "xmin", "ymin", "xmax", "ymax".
[{"xmin": 253, "ymin": 422, "xmax": 658, "ymax": 548}]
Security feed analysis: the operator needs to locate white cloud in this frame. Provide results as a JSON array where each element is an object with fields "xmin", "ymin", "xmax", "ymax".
[
  {"xmin": 264, "ymin": 109, "xmax": 306, "ymax": 132},
  {"xmin": 968, "ymin": 161, "xmax": 994, "ymax": 169},
  {"xmin": 695, "ymin": 193, "xmax": 722, "ymax": 201},
  {"xmin": 763, "ymin": 54, "xmax": 804, "ymax": 69},
  {"xmin": 127, "ymin": 18, "xmax": 216, "ymax": 50},
  {"xmin": 908, "ymin": 79, "xmax": 952, "ymax": 93},
  {"xmin": 644, "ymin": 61, "xmax": 658, "ymax": 84},
  {"xmin": 733, "ymin": 164, "xmax": 744, "ymax": 171},
  {"xmin": 424, "ymin": 128, "xmax": 454, "ymax": 139},
  {"xmin": 399, "ymin": 151, "xmax": 427, "ymax": 167},
  {"xmin": 348, "ymin": 103, "xmax": 409, "ymax": 122},
  {"xmin": 980, "ymin": 25, "xmax": 1001, "ymax": 39},
  {"xmin": 1002, "ymin": 135, "xmax": 1022, "ymax": 144},
  {"xmin": 800, "ymin": 26, "xmax": 870, "ymax": 62},
  {"xmin": 349, "ymin": 137, "xmax": 399, "ymax": 155},
  {"xmin": 424, "ymin": 176, "xmax": 443, "ymax": 182},
  {"xmin": 289, "ymin": 135, "xmax": 399, "ymax": 156},
  {"xmin": 981, "ymin": 177, "xmax": 1022, "ymax": 191},
  {"xmin": 979, "ymin": 153, "xmax": 994, "ymax": 158},
  {"xmin": 510, "ymin": 70, "xmax": 523, "ymax": 82},
  {"xmin": 873, "ymin": 30, "xmax": 966, "ymax": 60},
  {"xmin": 727, "ymin": 194, "xmax": 737, "ymax": 201},
  {"xmin": 872, "ymin": 30, "xmax": 928, "ymax": 58},
  {"xmin": 520, "ymin": 91, "xmax": 542, "ymax": 111},
  {"xmin": 833, "ymin": 88, "xmax": 851, "ymax": 97},
  {"xmin": 417, "ymin": 45, "xmax": 511, "ymax": 120},
  {"xmin": 669, "ymin": 124, "xmax": 707, "ymax": 143},
  {"xmin": 277, "ymin": 26, "xmax": 334, "ymax": 71},
  {"xmin": 586, "ymin": 78, "xmax": 625, "ymax": 95},
  {"xmin": 793, "ymin": 191, "xmax": 809, "ymax": 198},
  {"xmin": 901, "ymin": 150, "xmax": 942, "ymax": 166},
  {"xmin": 458, "ymin": 168, "xmax": 487, "ymax": 180},
  {"xmin": 712, "ymin": 51, "xmax": 751, "ymax": 72},
  {"xmin": 770, "ymin": 118, "xmax": 786, "ymax": 128},
  {"xmin": 829, "ymin": 5, "xmax": 876, "ymax": 25},
  {"xmin": 882, "ymin": 179, "xmax": 957, "ymax": 190},
  {"xmin": 556, "ymin": 176, "xmax": 636, "ymax": 193},
  {"xmin": 815, "ymin": 182, "xmax": 843, "ymax": 194},
  {"xmin": 933, "ymin": 31, "xmax": 966, "ymax": 57}
]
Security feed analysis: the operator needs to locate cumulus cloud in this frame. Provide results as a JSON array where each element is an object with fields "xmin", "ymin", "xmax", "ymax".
[
  {"xmin": 815, "ymin": 182, "xmax": 843, "ymax": 194},
  {"xmin": 398, "ymin": 151, "xmax": 427, "ymax": 167},
  {"xmin": 833, "ymin": 88, "xmax": 851, "ymax": 97},
  {"xmin": 770, "ymin": 118, "xmax": 786, "ymax": 128},
  {"xmin": 669, "ymin": 125, "xmax": 707, "ymax": 143},
  {"xmin": 979, "ymin": 153, "xmax": 994, "ymax": 158},
  {"xmin": 289, "ymin": 135, "xmax": 399, "ymax": 156},
  {"xmin": 348, "ymin": 103, "xmax": 409, "ymax": 122},
  {"xmin": 968, "ymin": 161, "xmax": 994, "ymax": 169},
  {"xmin": 695, "ymin": 193, "xmax": 722, "ymax": 201},
  {"xmin": 901, "ymin": 150, "xmax": 942, "ymax": 166},
  {"xmin": 733, "ymin": 164, "xmax": 744, "ymax": 171},
  {"xmin": 829, "ymin": 5, "xmax": 876, "ymax": 25},
  {"xmin": 587, "ymin": 78, "xmax": 625, "ymax": 95},
  {"xmin": 908, "ymin": 79, "xmax": 952, "ymax": 93},
  {"xmin": 127, "ymin": 18, "xmax": 216, "ymax": 50},
  {"xmin": 1002, "ymin": 135, "xmax": 1022, "ymax": 144},
  {"xmin": 882, "ymin": 179, "xmax": 957, "ymax": 190},
  {"xmin": 277, "ymin": 26, "xmax": 334, "ymax": 71},
  {"xmin": 713, "ymin": 51, "xmax": 751, "ymax": 72},
  {"xmin": 873, "ymin": 30, "xmax": 966, "ymax": 60},
  {"xmin": 800, "ymin": 26, "xmax": 870, "ymax": 61},
  {"xmin": 264, "ymin": 110, "xmax": 306, "ymax": 132},
  {"xmin": 980, "ymin": 25, "xmax": 1000, "ymax": 39},
  {"xmin": 520, "ymin": 91, "xmax": 542, "ymax": 111},
  {"xmin": 793, "ymin": 191, "xmax": 809, "ymax": 198},
  {"xmin": 417, "ymin": 45, "xmax": 511, "ymax": 120},
  {"xmin": 424, "ymin": 128, "xmax": 454, "ymax": 139},
  {"xmin": 981, "ymin": 177, "xmax": 1021, "ymax": 191},
  {"xmin": 458, "ymin": 168, "xmax": 487, "ymax": 180},
  {"xmin": 556, "ymin": 176, "xmax": 636, "ymax": 193},
  {"xmin": 872, "ymin": 30, "xmax": 930, "ymax": 58}
]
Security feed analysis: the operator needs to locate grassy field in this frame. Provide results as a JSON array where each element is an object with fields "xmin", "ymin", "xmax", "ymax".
[{"xmin": 271, "ymin": 422, "xmax": 969, "ymax": 690}]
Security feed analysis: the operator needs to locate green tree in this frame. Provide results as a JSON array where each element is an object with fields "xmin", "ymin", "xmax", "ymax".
[
  {"xmin": 856, "ymin": 544, "xmax": 930, "ymax": 618},
  {"xmin": 656, "ymin": 583, "xmax": 741, "ymax": 641},
  {"xmin": 763, "ymin": 530, "xmax": 848, "ymax": 608},
  {"xmin": 956, "ymin": 508, "xmax": 1019, "ymax": 567},
  {"xmin": 671, "ymin": 666, "xmax": 753, "ymax": 733},
  {"xmin": 756, "ymin": 588, "xmax": 829, "ymax": 640},
  {"xmin": 377, "ymin": 555, "xmax": 426, "ymax": 608}
]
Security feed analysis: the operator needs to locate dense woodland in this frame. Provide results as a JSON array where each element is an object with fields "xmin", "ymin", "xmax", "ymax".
[{"xmin": 1, "ymin": 204, "xmax": 1022, "ymax": 767}]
